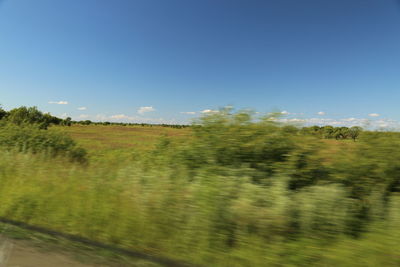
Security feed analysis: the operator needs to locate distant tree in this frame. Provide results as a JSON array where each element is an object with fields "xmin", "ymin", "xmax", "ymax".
[
  {"xmin": 310, "ymin": 125, "xmax": 321, "ymax": 133},
  {"xmin": 0, "ymin": 106, "xmax": 7, "ymax": 120},
  {"xmin": 63, "ymin": 117, "xmax": 72, "ymax": 126},
  {"xmin": 321, "ymin": 126, "xmax": 334, "ymax": 139},
  {"xmin": 333, "ymin": 127, "xmax": 349, "ymax": 140},
  {"xmin": 44, "ymin": 113, "xmax": 63, "ymax": 125},
  {"xmin": 81, "ymin": 120, "xmax": 92, "ymax": 125},
  {"xmin": 6, "ymin": 106, "xmax": 57, "ymax": 129},
  {"xmin": 300, "ymin": 125, "xmax": 363, "ymax": 141},
  {"xmin": 282, "ymin": 125, "xmax": 299, "ymax": 135},
  {"xmin": 340, "ymin": 127, "xmax": 350, "ymax": 139},
  {"xmin": 348, "ymin": 126, "xmax": 362, "ymax": 141}
]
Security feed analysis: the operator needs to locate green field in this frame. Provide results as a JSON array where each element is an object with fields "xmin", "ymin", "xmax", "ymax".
[
  {"xmin": 57, "ymin": 124, "xmax": 191, "ymax": 162},
  {"xmin": 60, "ymin": 124, "xmax": 189, "ymax": 151},
  {"xmin": 0, "ymin": 108, "xmax": 399, "ymax": 266}
]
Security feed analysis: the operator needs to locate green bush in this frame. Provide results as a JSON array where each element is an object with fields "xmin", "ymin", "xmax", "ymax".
[
  {"xmin": 156, "ymin": 109, "xmax": 299, "ymax": 183},
  {"xmin": 4, "ymin": 106, "xmax": 62, "ymax": 129},
  {"xmin": 0, "ymin": 123, "xmax": 87, "ymax": 163}
]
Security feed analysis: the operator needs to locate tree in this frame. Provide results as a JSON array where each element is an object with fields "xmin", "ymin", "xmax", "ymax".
[
  {"xmin": 81, "ymin": 120, "xmax": 92, "ymax": 125},
  {"xmin": 333, "ymin": 127, "xmax": 349, "ymax": 140},
  {"xmin": 321, "ymin": 126, "xmax": 334, "ymax": 139},
  {"xmin": 43, "ymin": 113, "xmax": 63, "ymax": 125},
  {"xmin": 5, "ymin": 106, "xmax": 63, "ymax": 129},
  {"xmin": 7, "ymin": 106, "xmax": 49, "ymax": 129},
  {"xmin": 282, "ymin": 125, "xmax": 299, "ymax": 135},
  {"xmin": 62, "ymin": 117, "xmax": 72, "ymax": 126},
  {"xmin": 348, "ymin": 126, "xmax": 362, "ymax": 141},
  {"xmin": 340, "ymin": 127, "xmax": 350, "ymax": 139},
  {"xmin": 0, "ymin": 106, "xmax": 7, "ymax": 120}
]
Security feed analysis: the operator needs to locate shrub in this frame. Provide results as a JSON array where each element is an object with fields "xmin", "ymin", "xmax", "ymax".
[
  {"xmin": 0, "ymin": 123, "xmax": 87, "ymax": 163},
  {"xmin": 5, "ymin": 106, "xmax": 62, "ymax": 129},
  {"xmin": 160, "ymin": 109, "xmax": 300, "ymax": 183}
]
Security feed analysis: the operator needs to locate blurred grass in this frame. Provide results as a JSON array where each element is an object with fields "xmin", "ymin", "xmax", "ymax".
[{"xmin": 0, "ymin": 112, "xmax": 399, "ymax": 266}]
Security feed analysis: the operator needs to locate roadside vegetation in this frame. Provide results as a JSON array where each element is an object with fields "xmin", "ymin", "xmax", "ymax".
[{"xmin": 0, "ymin": 106, "xmax": 399, "ymax": 266}]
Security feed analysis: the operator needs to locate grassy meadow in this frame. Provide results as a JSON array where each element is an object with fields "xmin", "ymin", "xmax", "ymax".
[
  {"xmin": 0, "ymin": 107, "xmax": 399, "ymax": 266},
  {"xmin": 57, "ymin": 124, "xmax": 191, "ymax": 161}
]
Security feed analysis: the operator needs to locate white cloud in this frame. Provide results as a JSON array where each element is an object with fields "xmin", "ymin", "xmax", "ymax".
[
  {"xmin": 49, "ymin": 101, "xmax": 68, "ymax": 105},
  {"xmin": 270, "ymin": 113, "xmax": 393, "ymax": 128},
  {"xmin": 138, "ymin": 106, "xmax": 155, "ymax": 114},
  {"xmin": 275, "ymin": 116, "xmax": 400, "ymax": 129},
  {"xmin": 278, "ymin": 117, "xmax": 368, "ymax": 127},
  {"xmin": 201, "ymin": 109, "xmax": 218, "ymax": 114},
  {"xmin": 110, "ymin": 114, "xmax": 129, "ymax": 119},
  {"xmin": 79, "ymin": 114, "xmax": 89, "ymax": 119},
  {"xmin": 342, "ymin": 117, "xmax": 357, "ymax": 122},
  {"xmin": 108, "ymin": 114, "xmax": 176, "ymax": 124},
  {"xmin": 60, "ymin": 113, "xmax": 68, "ymax": 118},
  {"xmin": 181, "ymin": 111, "xmax": 196, "ymax": 115},
  {"xmin": 77, "ymin": 107, "xmax": 87, "ymax": 110},
  {"xmin": 376, "ymin": 120, "xmax": 389, "ymax": 128},
  {"xmin": 95, "ymin": 114, "xmax": 108, "ymax": 121},
  {"xmin": 280, "ymin": 118, "xmax": 306, "ymax": 123}
]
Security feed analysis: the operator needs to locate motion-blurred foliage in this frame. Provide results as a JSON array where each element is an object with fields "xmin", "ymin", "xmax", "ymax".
[{"xmin": 0, "ymin": 107, "xmax": 399, "ymax": 266}]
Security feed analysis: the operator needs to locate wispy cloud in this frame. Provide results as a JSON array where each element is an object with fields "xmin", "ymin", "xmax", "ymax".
[
  {"xmin": 60, "ymin": 113, "xmax": 68, "ymax": 118},
  {"xmin": 77, "ymin": 107, "xmax": 87, "ymax": 110},
  {"xmin": 49, "ymin": 101, "xmax": 68, "ymax": 105},
  {"xmin": 276, "ymin": 116, "xmax": 400, "ymax": 130},
  {"xmin": 110, "ymin": 114, "xmax": 129, "ymax": 119},
  {"xmin": 281, "ymin": 110, "xmax": 289, "ymax": 115},
  {"xmin": 317, "ymin": 111, "xmax": 325, "ymax": 115},
  {"xmin": 201, "ymin": 109, "xmax": 218, "ymax": 114},
  {"xmin": 342, "ymin": 117, "xmax": 357, "ymax": 122},
  {"xmin": 368, "ymin": 113, "xmax": 380, "ymax": 117},
  {"xmin": 79, "ymin": 114, "xmax": 89, "ymax": 119},
  {"xmin": 138, "ymin": 106, "xmax": 155, "ymax": 114},
  {"xmin": 96, "ymin": 114, "xmax": 108, "ymax": 121},
  {"xmin": 109, "ymin": 114, "xmax": 175, "ymax": 124},
  {"xmin": 181, "ymin": 111, "xmax": 196, "ymax": 115}
]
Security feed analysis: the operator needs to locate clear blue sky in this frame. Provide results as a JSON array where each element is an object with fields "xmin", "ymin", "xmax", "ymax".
[{"xmin": 1, "ymin": 0, "xmax": 399, "ymax": 127}]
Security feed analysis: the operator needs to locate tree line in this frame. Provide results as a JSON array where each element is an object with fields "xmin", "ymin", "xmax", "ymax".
[
  {"xmin": 0, "ymin": 106, "xmax": 189, "ymax": 129},
  {"xmin": 76, "ymin": 120, "xmax": 189, "ymax": 128},
  {"xmin": 299, "ymin": 125, "xmax": 363, "ymax": 141},
  {"xmin": 0, "ymin": 106, "xmax": 365, "ymax": 136}
]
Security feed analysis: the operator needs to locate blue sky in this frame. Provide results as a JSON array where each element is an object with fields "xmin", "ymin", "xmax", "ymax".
[{"xmin": 1, "ymin": 0, "xmax": 400, "ymax": 127}]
